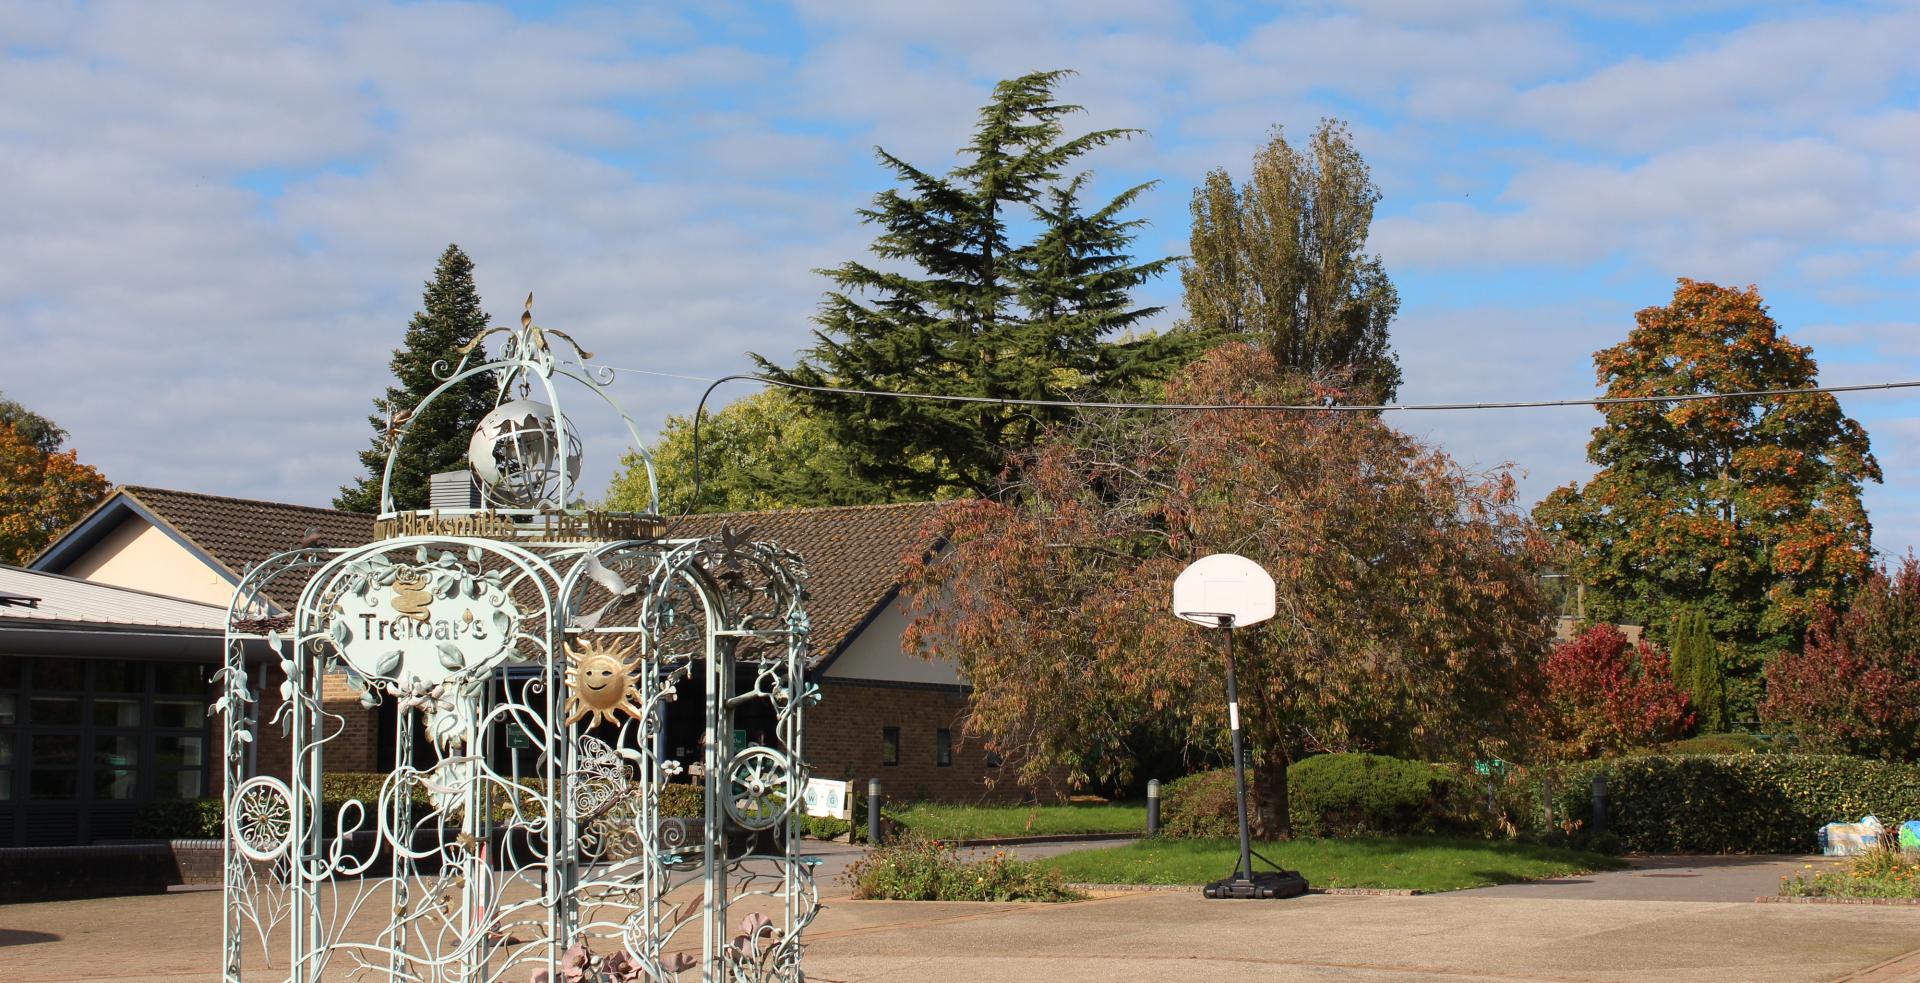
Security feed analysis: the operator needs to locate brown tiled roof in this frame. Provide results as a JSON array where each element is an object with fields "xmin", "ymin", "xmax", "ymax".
[
  {"xmin": 122, "ymin": 486, "xmax": 376, "ymax": 608},
  {"xmin": 117, "ymin": 486, "xmax": 943, "ymax": 659},
  {"xmin": 671, "ymin": 501, "xmax": 944, "ymax": 659}
]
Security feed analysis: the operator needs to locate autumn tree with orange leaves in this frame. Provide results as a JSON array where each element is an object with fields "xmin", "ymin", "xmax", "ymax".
[
  {"xmin": 0, "ymin": 418, "xmax": 109, "ymax": 566},
  {"xmin": 902, "ymin": 343, "xmax": 1553, "ymax": 839},
  {"xmin": 1534, "ymin": 280, "xmax": 1879, "ymax": 721}
]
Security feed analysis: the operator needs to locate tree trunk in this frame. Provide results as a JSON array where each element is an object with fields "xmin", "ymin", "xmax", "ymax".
[{"xmin": 1250, "ymin": 747, "xmax": 1293, "ymax": 840}]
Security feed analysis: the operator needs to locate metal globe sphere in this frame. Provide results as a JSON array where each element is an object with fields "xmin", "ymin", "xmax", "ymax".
[{"xmin": 466, "ymin": 399, "xmax": 584, "ymax": 508}]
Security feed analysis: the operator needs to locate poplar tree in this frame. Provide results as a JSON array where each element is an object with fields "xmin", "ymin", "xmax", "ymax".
[
  {"xmin": 336, "ymin": 245, "xmax": 496, "ymax": 513},
  {"xmin": 754, "ymin": 70, "xmax": 1189, "ymax": 500},
  {"xmin": 1181, "ymin": 120, "xmax": 1402, "ymax": 403}
]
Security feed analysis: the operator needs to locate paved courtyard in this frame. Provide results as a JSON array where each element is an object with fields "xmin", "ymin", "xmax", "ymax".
[{"xmin": 2, "ymin": 849, "xmax": 1917, "ymax": 982}]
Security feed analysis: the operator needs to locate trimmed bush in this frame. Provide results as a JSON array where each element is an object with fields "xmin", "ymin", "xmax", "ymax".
[
  {"xmin": 1529, "ymin": 754, "xmax": 1920, "ymax": 854},
  {"xmin": 1289, "ymin": 753, "xmax": 1462, "ymax": 838},
  {"xmin": 660, "ymin": 782, "xmax": 703, "ymax": 818},
  {"xmin": 1161, "ymin": 754, "xmax": 1472, "ymax": 840},
  {"xmin": 132, "ymin": 798, "xmax": 223, "ymax": 839},
  {"xmin": 1160, "ymin": 768, "xmax": 1237, "ymax": 839},
  {"xmin": 1652, "ymin": 732, "xmax": 1772, "ymax": 756}
]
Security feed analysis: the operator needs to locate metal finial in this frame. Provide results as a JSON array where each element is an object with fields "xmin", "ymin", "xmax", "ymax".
[{"xmin": 521, "ymin": 293, "xmax": 534, "ymax": 330}]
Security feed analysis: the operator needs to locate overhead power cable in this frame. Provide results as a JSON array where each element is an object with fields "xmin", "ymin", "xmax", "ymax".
[
  {"xmin": 604, "ymin": 370, "xmax": 1920, "ymax": 415},
  {"xmin": 589, "ymin": 365, "xmax": 1920, "ymax": 528}
]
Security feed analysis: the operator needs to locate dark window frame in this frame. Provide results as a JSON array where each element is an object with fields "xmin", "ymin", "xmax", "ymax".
[
  {"xmin": 935, "ymin": 728, "xmax": 952, "ymax": 767},
  {"xmin": 881, "ymin": 726, "xmax": 900, "ymax": 767}
]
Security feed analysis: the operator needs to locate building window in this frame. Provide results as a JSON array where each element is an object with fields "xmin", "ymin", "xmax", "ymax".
[
  {"xmin": 0, "ymin": 657, "xmax": 210, "ymax": 817},
  {"xmin": 881, "ymin": 726, "xmax": 900, "ymax": 766},
  {"xmin": 935, "ymin": 728, "xmax": 952, "ymax": 767},
  {"xmin": 984, "ymin": 750, "xmax": 1002, "ymax": 769}
]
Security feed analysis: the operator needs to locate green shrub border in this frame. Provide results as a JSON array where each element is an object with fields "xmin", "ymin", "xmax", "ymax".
[{"xmin": 1525, "ymin": 754, "xmax": 1920, "ymax": 854}]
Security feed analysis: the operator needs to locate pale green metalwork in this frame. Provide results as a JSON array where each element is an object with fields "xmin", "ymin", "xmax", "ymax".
[{"xmin": 216, "ymin": 302, "xmax": 818, "ymax": 982}]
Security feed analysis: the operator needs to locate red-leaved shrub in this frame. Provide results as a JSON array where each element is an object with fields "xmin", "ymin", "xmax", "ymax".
[
  {"xmin": 1547, "ymin": 624, "xmax": 1694, "ymax": 756},
  {"xmin": 1763, "ymin": 558, "xmax": 1920, "ymax": 761}
]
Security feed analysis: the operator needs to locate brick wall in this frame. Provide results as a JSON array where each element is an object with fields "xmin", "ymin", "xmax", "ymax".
[
  {"xmin": 230, "ymin": 664, "xmax": 378, "ymax": 792},
  {"xmin": 807, "ymin": 679, "xmax": 1059, "ymax": 803},
  {"xmin": 320, "ymin": 671, "xmax": 379, "ymax": 771}
]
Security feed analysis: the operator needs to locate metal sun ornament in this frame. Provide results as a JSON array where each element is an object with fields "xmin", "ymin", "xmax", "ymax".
[{"xmin": 563, "ymin": 635, "xmax": 646, "ymax": 727}]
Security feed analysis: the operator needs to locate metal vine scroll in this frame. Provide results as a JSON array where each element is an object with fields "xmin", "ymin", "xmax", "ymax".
[{"xmin": 216, "ymin": 299, "xmax": 820, "ymax": 982}]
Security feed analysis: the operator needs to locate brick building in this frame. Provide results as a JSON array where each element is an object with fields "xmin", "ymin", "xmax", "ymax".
[{"xmin": 9, "ymin": 485, "xmax": 1029, "ymax": 846}]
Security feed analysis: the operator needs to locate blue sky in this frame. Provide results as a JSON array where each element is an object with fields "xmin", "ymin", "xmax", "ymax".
[{"xmin": 4, "ymin": 1, "xmax": 1918, "ymax": 551}]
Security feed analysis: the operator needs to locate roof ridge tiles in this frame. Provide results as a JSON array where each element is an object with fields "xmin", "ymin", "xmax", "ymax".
[{"xmin": 122, "ymin": 485, "xmax": 364, "ymax": 518}]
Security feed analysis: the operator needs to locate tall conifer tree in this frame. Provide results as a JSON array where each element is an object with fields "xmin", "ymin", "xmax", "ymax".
[
  {"xmin": 336, "ymin": 245, "xmax": 496, "ymax": 513},
  {"xmin": 755, "ymin": 70, "xmax": 1190, "ymax": 500}
]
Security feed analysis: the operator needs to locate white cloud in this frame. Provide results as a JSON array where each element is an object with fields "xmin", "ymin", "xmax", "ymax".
[
  {"xmin": 1373, "ymin": 133, "xmax": 1911, "ymax": 281},
  {"xmin": 1, "ymin": 0, "xmax": 1916, "ymax": 560},
  {"xmin": 1510, "ymin": 7, "xmax": 1920, "ymax": 152}
]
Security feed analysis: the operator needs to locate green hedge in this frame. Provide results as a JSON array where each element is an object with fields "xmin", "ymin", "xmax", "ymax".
[
  {"xmin": 1160, "ymin": 754, "xmax": 1471, "ymax": 840},
  {"xmin": 1290, "ymin": 753, "xmax": 1465, "ymax": 838},
  {"xmin": 133, "ymin": 798, "xmax": 224, "ymax": 839},
  {"xmin": 1529, "ymin": 754, "xmax": 1920, "ymax": 854}
]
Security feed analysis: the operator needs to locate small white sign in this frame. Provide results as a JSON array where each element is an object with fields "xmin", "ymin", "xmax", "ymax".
[
  {"xmin": 801, "ymin": 778, "xmax": 852, "ymax": 820},
  {"xmin": 1172, "ymin": 553, "xmax": 1277, "ymax": 628}
]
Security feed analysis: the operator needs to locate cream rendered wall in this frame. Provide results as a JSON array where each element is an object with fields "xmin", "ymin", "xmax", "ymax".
[
  {"xmin": 61, "ymin": 517, "xmax": 234, "ymax": 606},
  {"xmin": 820, "ymin": 597, "xmax": 965, "ymax": 686}
]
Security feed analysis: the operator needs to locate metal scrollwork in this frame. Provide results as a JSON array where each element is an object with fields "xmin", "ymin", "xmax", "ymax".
[
  {"xmin": 220, "ymin": 305, "xmax": 817, "ymax": 983},
  {"xmin": 230, "ymin": 777, "xmax": 296, "ymax": 862}
]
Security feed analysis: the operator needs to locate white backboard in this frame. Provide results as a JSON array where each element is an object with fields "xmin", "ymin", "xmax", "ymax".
[{"xmin": 1172, "ymin": 553, "xmax": 1276, "ymax": 627}]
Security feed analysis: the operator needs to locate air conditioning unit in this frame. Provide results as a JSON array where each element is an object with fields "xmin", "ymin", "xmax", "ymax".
[{"xmin": 429, "ymin": 470, "xmax": 481, "ymax": 510}]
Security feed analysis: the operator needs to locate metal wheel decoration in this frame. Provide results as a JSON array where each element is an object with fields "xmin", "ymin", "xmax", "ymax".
[
  {"xmin": 214, "ymin": 298, "xmax": 818, "ymax": 983},
  {"xmin": 725, "ymin": 747, "xmax": 793, "ymax": 831},
  {"xmin": 230, "ymin": 777, "xmax": 295, "ymax": 862}
]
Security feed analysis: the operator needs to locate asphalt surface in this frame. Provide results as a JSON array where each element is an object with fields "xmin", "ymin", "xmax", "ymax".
[{"xmin": 1454, "ymin": 854, "xmax": 1852, "ymax": 903}]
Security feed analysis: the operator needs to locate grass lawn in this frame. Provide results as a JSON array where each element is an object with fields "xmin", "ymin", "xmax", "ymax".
[
  {"xmin": 888, "ymin": 801, "xmax": 1146, "ymax": 840},
  {"xmin": 1040, "ymin": 836, "xmax": 1627, "ymax": 893}
]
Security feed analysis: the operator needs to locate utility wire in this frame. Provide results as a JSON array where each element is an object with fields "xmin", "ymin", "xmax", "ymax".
[
  {"xmin": 592, "ymin": 365, "xmax": 1920, "ymax": 528},
  {"xmin": 605, "ymin": 370, "xmax": 1920, "ymax": 415}
]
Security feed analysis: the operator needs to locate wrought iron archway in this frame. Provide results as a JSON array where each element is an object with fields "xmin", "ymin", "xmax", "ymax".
[{"xmin": 217, "ymin": 301, "xmax": 819, "ymax": 982}]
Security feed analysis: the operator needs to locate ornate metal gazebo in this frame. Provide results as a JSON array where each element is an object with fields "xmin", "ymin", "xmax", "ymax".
[{"xmin": 215, "ymin": 300, "xmax": 819, "ymax": 982}]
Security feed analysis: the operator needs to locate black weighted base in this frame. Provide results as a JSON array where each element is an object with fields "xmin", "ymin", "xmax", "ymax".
[{"xmin": 1203, "ymin": 870, "xmax": 1309, "ymax": 899}]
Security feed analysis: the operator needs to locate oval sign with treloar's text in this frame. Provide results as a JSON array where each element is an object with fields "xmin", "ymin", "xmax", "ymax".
[{"xmin": 328, "ymin": 567, "xmax": 523, "ymax": 685}]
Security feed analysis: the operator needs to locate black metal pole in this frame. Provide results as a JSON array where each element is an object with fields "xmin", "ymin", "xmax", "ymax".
[
  {"xmin": 1146, "ymin": 779, "xmax": 1161, "ymax": 838},
  {"xmin": 867, "ymin": 778, "xmax": 883, "ymax": 846},
  {"xmin": 1222, "ymin": 615, "xmax": 1254, "ymax": 883}
]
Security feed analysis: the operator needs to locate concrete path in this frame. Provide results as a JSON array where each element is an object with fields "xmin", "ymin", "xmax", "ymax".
[
  {"xmin": 1455, "ymin": 854, "xmax": 1850, "ymax": 903},
  {"xmin": 4, "ymin": 845, "xmax": 1915, "ymax": 983},
  {"xmin": 805, "ymin": 891, "xmax": 1920, "ymax": 983}
]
